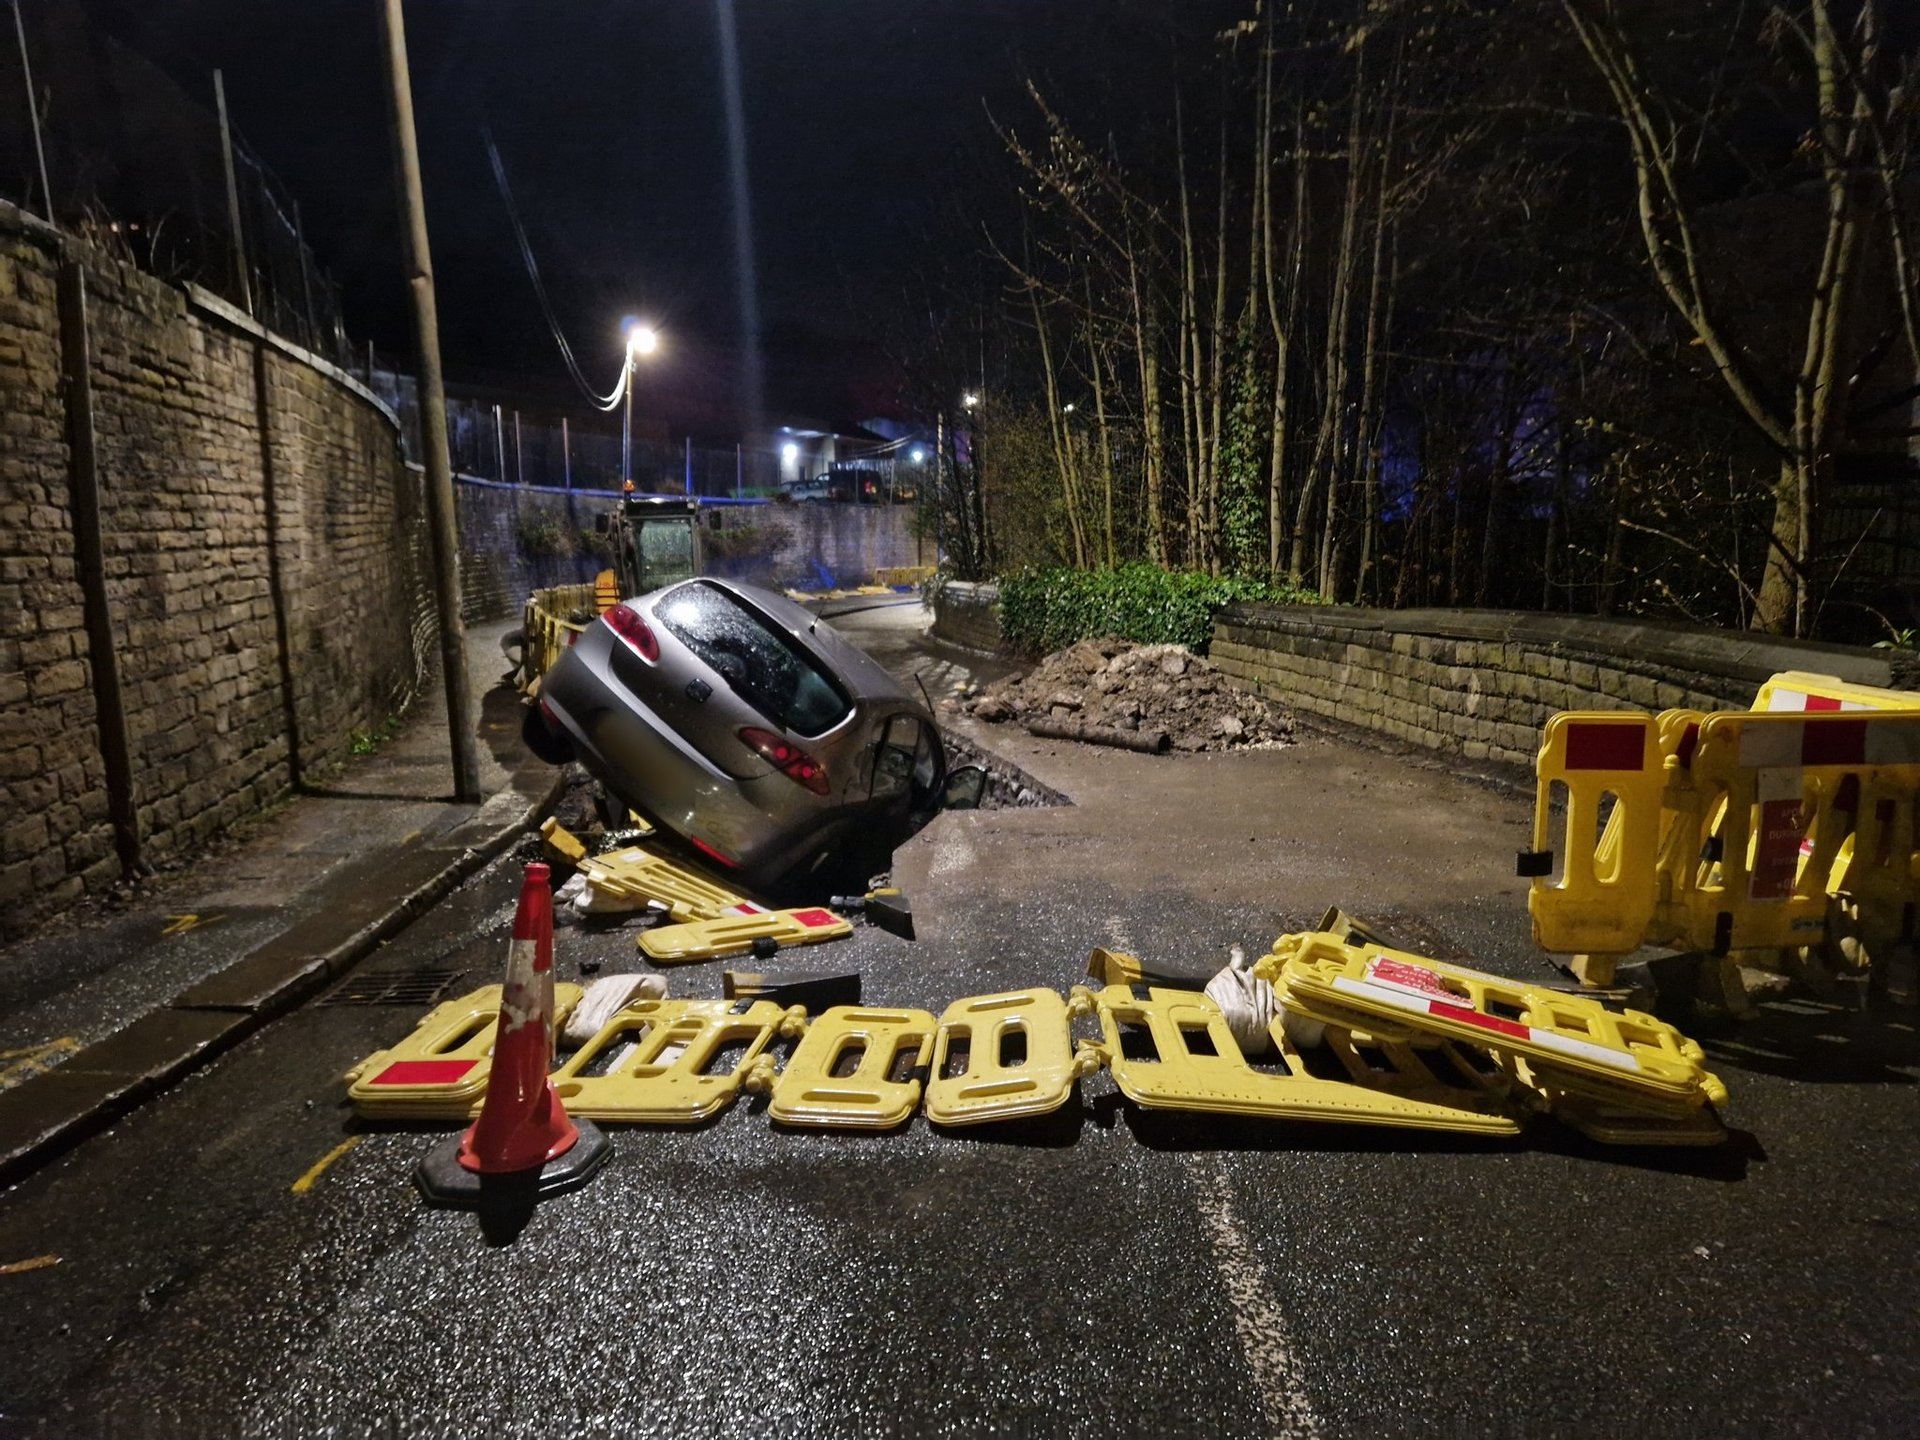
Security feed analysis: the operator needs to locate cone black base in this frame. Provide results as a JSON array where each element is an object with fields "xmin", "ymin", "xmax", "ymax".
[{"xmin": 414, "ymin": 1119, "xmax": 611, "ymax": 1209}]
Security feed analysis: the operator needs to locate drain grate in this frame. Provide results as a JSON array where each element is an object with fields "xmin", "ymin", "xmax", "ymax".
[{"xmin": 321, "ymin": 966, "xmax": 468, "ymax": 1007}]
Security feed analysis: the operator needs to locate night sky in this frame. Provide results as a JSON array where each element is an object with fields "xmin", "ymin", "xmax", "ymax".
[{"xmin": 81, "ymin": 0, "xmax": 1238, "ymax": 433}]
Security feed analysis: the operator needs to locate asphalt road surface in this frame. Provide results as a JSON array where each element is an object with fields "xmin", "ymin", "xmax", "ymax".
[{"xmin": 1, "ymin": 605, "xmax": 1914, "ymax": 1438}]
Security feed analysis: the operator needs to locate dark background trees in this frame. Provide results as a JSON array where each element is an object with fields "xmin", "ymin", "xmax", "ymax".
[{"xmin": 917, "ymin": 0, "xmax": 1920, "ymax": 640}]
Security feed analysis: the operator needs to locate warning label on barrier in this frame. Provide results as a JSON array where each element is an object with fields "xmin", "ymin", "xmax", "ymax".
[
  {"xmin": 1750, "ymin": 770, "xmax": 1806, "ymax": 901},
  {"xmin": 1365, "ymin": 956, "xmax": 1465, "ymax": 1003}
]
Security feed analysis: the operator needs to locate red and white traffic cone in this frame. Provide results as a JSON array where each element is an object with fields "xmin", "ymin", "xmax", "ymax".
[{"xmin": 416, "ymin": 862, "xmax": 609, "ymax": 1207}]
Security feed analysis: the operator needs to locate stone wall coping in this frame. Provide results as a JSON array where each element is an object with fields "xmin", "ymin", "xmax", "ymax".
[
  {"xmin": 181, "ymin": 284, "xmax": 400, "ymax": 433},
  {"xmin": 1216, "ymin": 602, "xmax": 1897, "ymax": 687},
  {"xmin": 938, "ymin": 580, "xmax": 1001, "ymax": 602},
  {"xmin": 0, "ymin": 199, "xmax": 404, "ymax": 438}
]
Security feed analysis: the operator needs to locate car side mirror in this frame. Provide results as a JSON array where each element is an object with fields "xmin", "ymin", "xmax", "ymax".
[{"xmin": 942, "ymin": 765, "xmax": 987, "ymax": 811}]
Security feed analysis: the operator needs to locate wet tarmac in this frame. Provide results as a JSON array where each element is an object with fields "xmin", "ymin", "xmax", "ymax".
[{"xmin": 0, "ymin": 607, "xmax": 1915, "ymax": 1437}]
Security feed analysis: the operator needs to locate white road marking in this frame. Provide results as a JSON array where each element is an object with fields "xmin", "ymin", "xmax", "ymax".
[
  {"xmin": 1185, "ymin": 1154, "xmax": 1324, "ymax": 1439},
  {"xmin": 1101, "ymin": 916, "xmax": 1322, "ymax": 1439}
]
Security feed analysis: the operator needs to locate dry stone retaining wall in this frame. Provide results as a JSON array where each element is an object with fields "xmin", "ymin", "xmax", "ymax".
[
  {"xmin": 0, "ymin": 202, "xmax": 432, "ymax": 930},
  {"xmin": 929, "ymin": 580, "xmax": 1004, "ymax": 652},
  {"xmin": 1212, "ymin": 605, "xmax": 1915, "ymax": 772}
]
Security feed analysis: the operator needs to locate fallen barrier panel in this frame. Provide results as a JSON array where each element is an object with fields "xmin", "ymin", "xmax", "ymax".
[
  {"xmin": 761, "ymin": 1005, "xmax": 935, "ymax": 1130},
  {"xmin": 1271, "ymin": 932, "xmax": 1726, "ymax": 1114},
  {"xmin": 1088, "ymin": 983, "xmax": 1523, "ymax": 1134},
  {"xmin": 347, "ymin": 984, "xmax": 585, "ymax": 1120},
  {"xmin": 550, "ymin": 998, "xmax": 804, "ymax": 1123},
  {"xmin": 923, "ymin": 989, "xmax": 1095, "ymax": 1127}
]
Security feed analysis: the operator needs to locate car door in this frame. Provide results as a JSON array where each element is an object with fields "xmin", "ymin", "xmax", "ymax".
[{"xmin": 870, "ymin": 714, "xmax": 942, "ymax": 819}]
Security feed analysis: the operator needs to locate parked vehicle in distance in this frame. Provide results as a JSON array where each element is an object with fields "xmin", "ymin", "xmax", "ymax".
[{"xmin": 524, "ymin": 577, "xmax": 985, "ymax": 892}]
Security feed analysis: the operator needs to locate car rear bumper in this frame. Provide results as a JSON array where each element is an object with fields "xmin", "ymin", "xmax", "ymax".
[{"xmin": 540, "ymin": 647, "xmax": 819, "ymax": 878}]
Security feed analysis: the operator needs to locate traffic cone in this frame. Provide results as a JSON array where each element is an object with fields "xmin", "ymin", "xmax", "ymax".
[{"xmin": 416, "ymin": 862, "xmax": 610, "ymax": 1207}]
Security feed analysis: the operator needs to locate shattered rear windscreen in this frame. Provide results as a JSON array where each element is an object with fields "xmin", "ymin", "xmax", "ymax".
[{"xmin": 656, "ymin": 582, "xmax": 851, "ymax": 736}]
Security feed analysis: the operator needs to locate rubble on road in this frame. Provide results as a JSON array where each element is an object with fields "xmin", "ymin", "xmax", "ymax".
[{"xmin": 959, "ymin": 637, "xmax": 1293, "ymax": 752}]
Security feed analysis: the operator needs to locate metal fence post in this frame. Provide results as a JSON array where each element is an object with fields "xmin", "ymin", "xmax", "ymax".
[
  {"xmin": 213, "ymin": 69, "xmax": 253, "ymax": 315},
  {"xmin": 10, "ymin": 1, "xmax": 51, "ymax": 223}
]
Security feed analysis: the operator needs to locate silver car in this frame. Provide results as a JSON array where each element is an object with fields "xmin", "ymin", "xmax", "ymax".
[{"xmin": 524, "ymin": 579, "xmax": 982, "ymax": 892}]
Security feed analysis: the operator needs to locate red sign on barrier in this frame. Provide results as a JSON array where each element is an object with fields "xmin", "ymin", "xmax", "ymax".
[{"xmin": 1750, "ymin": 795, "xmax": 1805, "ymax": 901}]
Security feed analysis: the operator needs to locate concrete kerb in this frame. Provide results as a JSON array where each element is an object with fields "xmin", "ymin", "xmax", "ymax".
[{"xmin": 0, "ymin": 762, "xmax": 567, "ymax": 1189}]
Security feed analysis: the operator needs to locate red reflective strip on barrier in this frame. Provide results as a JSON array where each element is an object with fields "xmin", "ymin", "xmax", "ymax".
[
  {"xmin": 1676, "ymin": 723, "xmax": 1700, "ymax": 769},
  {"xmin": 1801, "ymin": 718, "xmax": 1868, "ymax": 766},
  {"xmin": 1805, "ymin": 695, "xmax": 1843, "ymax": 712},
  {"xmin": 791, "ymin": 908, "xmax": 838, "ymax": 928},
  {"xmin": 1430, "ymin": 1000, "xmax": 1530, "ymax": 1042},
  {"xmin": 1564, "ymin": 722, "xmax": 1645, "ymax": 771},
  {"xmin": 368, "ymin": 1059, "xmax": 478, "ymax": 1087}
]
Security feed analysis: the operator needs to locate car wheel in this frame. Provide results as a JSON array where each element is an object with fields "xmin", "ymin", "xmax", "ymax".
[{"xmin": 521, "ymin": 703, "xmax": 575, "ymax": 765}]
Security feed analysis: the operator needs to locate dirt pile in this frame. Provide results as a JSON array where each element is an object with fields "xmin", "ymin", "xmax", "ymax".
[{"xmin": 961, "ymin": 638, "xmax": 1293, "ymax": 752}]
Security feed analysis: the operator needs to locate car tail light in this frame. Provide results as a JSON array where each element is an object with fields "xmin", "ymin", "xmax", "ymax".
[
  {"xmin": 739, "ymin": 726, "xmax": 830, "ymax": 795},
  {"xmin": 603, "ymin": 602, "xmax": 659, "ymax": 662}
]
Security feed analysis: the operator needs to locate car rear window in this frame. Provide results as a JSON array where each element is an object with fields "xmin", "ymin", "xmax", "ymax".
[{"xmin": 655, "ymin": 582, "xmax": 852, "ymax": 736}]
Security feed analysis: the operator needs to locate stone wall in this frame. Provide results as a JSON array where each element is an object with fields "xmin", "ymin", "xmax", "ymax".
[
  {"xmin": 0, "ymin": 202, "xmax": 431, "ymax": 929},
  {"xmin": 1212, "ymin": 606, "xmax": 1916, "ymax": 772},
  {"xmin": 929, "ymin": 580, "xmax": 1004, "ymax": 652},
  {"xmin": 454, "ymin": 479, "xmax": 929, "ymax": 622}
]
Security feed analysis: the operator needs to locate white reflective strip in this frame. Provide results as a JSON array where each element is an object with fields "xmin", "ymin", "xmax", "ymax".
[
  {"xmin": 1738, "ymin": 722, "xmax": 1803, "ymax": 769},
  {"xmin": 1755, "ymin": 766, "xmax": 1803, "ymax": 804},
  {"xmin": 1528, "ymin": 1026, "xmax": 1641, "ymax": 1073},
  {"xmin": 1763, "ymin": 691, "xmax": 1809, "ymax": 713},
  {"xmin": 1331, "ymin": 974, "xmax": 1437, "ymax": 1020}
]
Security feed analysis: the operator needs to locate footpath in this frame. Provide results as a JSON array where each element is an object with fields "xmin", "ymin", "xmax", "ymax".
[{"xmin": 0, "ymin": 619, "xmax": 561, "ymax": 1184}]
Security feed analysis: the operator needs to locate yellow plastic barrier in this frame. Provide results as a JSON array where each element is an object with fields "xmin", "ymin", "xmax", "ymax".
[
  {"xmin": 872, "ymin": 565, "xmax": 936, "ymax": 588},
  {"xmin": 1752, "ymin": 670, "xmax": 1920, "ymax": 714},
  {"xmin": 757, "ymin": 1006, "xmax": 934, "ymax": 1130},
  {"xmin": 346, "ymin": 984, "xmax": 584, "ymax": 1120},
  {"xmin": 923, "ymin": 989, "xmax": 1098, "ymax": 1127},
  {"xmin": 550, "ymin": 998, "xmax": 805, "ymax": 1123},
  {"xmin": 1269, "ymin": 932, "xmax": 1727, "ymax": 1115},
  {"xmin": 1087, "ymin": 984, "xmax": 1523, "ymax": 1135},
  {"xmin": 580, "ymin": 845, "xmax": 755, "ymax": 922},
  {"xmin": 1669, "ymin": 709, "xmax": 1920, "ymax": 955},
  {"xmin": 519, "ymin": 583, "xmax": 597, "ymax": 692},
  {"xmin": 1524, "ymin": 713, "xmax": 1664, "ymax": 956},
  {"xmin": 637, "ymin": 907, "xmax": 853, "ymax": 964}
]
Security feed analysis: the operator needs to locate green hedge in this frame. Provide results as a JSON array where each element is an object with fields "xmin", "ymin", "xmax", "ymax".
[{"xmin": 997, "ymin": 565, "xmax": 1326, "ymax": 654}]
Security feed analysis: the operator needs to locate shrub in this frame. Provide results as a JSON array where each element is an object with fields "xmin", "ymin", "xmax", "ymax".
[
  {"xmin": 997, "ymin": 564, "xmax": 1326, "ymax": 654},
  {"xmin": 514, "ymin": 511, "xmax": 573, "ymax": 561}
]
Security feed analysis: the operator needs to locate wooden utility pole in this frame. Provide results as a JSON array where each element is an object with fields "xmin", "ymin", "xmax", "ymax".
[{"xmin": 379, "ymin": 0, "xmax": 480, "ymax": 802}]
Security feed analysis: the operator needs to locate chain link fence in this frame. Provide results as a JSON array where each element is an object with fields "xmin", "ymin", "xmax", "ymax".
[{"xmin": 0, "ymin": 4, "xmax": 354, "ymax": 366}]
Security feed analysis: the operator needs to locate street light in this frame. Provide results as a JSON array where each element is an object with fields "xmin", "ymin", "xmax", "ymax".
[
  {"xmin": 621, "ymin": 320, "xmax": 663, "ymax": 485},
  {"xmin": 961, "ymin": 391, "xmax": 979, "ymax": 410},
  {"xmin": 1062, "ymin": 402, "xmax": 1076, "ymax": 414},
  {"xmin": 909, "ymin": 446, "xmax": 926, "ymax": 465},
  {"xmin": 781, "ymin": 440, "xmax": 799, "ymax": 470}
]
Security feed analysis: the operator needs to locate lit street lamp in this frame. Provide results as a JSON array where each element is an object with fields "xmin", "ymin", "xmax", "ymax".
[
  {"xmin": 622, "ymin": 321, "xmax": 662, "ymax": 486},
  {"xmin": 910, "ymin": 446, "xmax": 926, "ymax": 464},
  {"xmin": 961, "ymin": 391, "xmax": 978, "ymax": 410}
]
